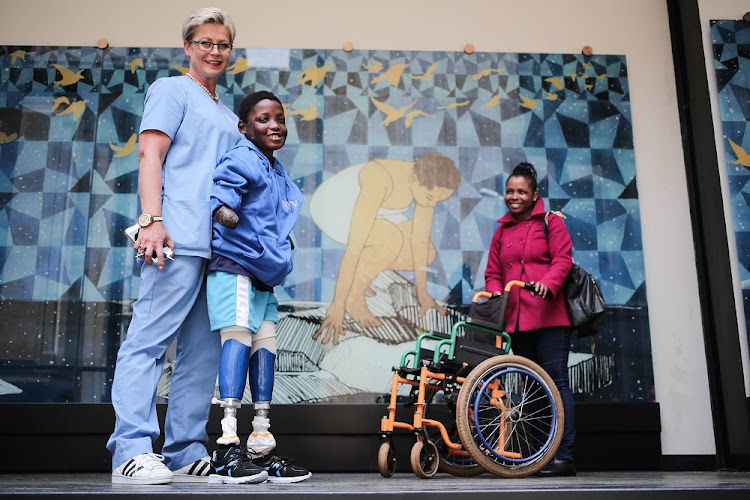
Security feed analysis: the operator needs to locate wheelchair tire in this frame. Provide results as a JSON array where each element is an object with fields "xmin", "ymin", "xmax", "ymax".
[
  {"xmin": 423, "ymin": 389, "xmax": 484, "ymax": 477},
  {"xmin": 377, "ymin": 441, "xmax": 397, "ymax": 478},
  {"xmin": 410, "ymin": 439, "xmax": 439, "ymax": 478},
  {"xmin": 456, "ymin": 354, "xmax": 564, "ymax": 478}
]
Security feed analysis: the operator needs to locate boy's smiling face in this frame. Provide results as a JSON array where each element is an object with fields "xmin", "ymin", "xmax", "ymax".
[{"xmin": 239, "ymin": 99, "xmax": 287, "ymax": 161}]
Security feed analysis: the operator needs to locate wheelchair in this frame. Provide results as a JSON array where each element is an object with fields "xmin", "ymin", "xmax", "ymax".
[{"xmin": 378, "ymin": 280, "xmax": 564, "ymax": 478}]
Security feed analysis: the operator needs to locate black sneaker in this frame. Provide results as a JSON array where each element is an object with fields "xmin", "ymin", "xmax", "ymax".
[
  {"xmin": 208, "ymin": 446, "xmax": 268, "ymax": 484},
  {"xmin": 251, "ymin": 453, "xmax": 312, "ymax": 483}
]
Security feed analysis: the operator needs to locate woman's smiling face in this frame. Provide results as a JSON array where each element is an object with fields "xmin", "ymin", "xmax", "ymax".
[
  {"xmin": 505, "ymin": 175, "xmax": 538, "ymax": 221},
  {"xmin": 184, "ymin": 23, "xmax": 232, "ymax": 82}
]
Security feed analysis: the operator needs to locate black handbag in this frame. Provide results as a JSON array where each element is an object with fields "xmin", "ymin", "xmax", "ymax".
[{"xmin": 544, "ymin": 213, "xmax": 606, "ymax": 338}]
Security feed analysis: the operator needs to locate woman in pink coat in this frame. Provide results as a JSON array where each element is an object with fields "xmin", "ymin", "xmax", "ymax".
[{"xmin": 484, "ymin": 162, "xmax": 576, "ymax": 477}]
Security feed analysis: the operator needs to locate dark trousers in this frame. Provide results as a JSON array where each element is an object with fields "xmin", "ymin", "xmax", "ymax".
[{"xmin": 510, "ymin": 325, "xmax": 575, "ymax": 461}]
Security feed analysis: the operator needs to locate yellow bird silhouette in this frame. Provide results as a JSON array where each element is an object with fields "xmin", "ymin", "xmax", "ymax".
[
  {"xmin": 728, "ymin": 139, "xmax": 750, "ymax": 167},
  {"xmin": 438, "ymin": 100, "xmax": 471, "ymax": 110},
  {"xmin": 411, "ymin": 63, "xmax": 436, "ymax": 81},
  {"xmin": 370, "ymin": 98, "xmax": 415, "ymax": 125},
  {"xmin": 172, "ymin": 65, "xmax": 189, "ymax": 75},
  {"xmin": 405, "ymin": 109, "xmax": 430, "ymax": 128},
  {"xmin": 0, "ymin": 131, "xmax": 19, "ymax": 145},
  {"xmin": 472, "ymin": 68, "xmax": 505, "ymax": 80},
  {"xmin": 567, "ymin": 72, "xmax": 579, "ymax": 80},
  {"xmin": 128, "ymin": 58, "xmax": 144, "ymax": 74},
  {"xmin": 371, "ymin": 63, "xmax": 409, "ymax": 86},
  {"xmin": 363, "ymin": 61, "xmax": 383, "ymax": 72},
  {"xmin": 228, "ymin": 57, "xmax": 254, "ymax": 75},
  {"xmin": 11, "ymin": 50, "xmax": 26, "ymax": 64},
  {"xmin": 583, "ymin": 63, "xmax": 591, "ymax": 70},
  {"xmin": 544, "ymin": 91, "xmax": 559, "ymax": 101},
  {"xmin": 52, "ymin": 64, "xmax": 84, "ymax": 86},
  {"xmin": 596, "ymin": 73, "xmax": 608, "ymax": 80},
  {"xmin": 298, "ymin": 64, "xmax": 334, "ymax": 88},
  {"xmin": 56, "ymin": 99, "xmax": 89, "ymax": 121},
  {"xmin": 51, "ymin": 96, "xmax": 70, "ymax": 112},
  {"xmin": 584, "ymin": 84, "xmax": 594, "ymax": 91},
  {"xmin": 544, "ymin": 77, "xmax": 564, "ymax": 90},
  {"xmin": 291, "ymin": 102, "xmax": 319, "ymax": 121},
  {"xmin": 484, "ymin": 94, "xmax": 502, "ymax": 108},
  {"xmin": 519, "ymin": 94, "xmax": 537, "ymax": 110},
  {"xmin": 110, "ymin": 133, "xmax": 138, "ymax": 158}
]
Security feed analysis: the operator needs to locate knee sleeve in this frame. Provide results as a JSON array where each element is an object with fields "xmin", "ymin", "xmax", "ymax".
[
  {"xmin": 251, "ymin": 321, "xmax": 277, "ymax": 355},
  {"xmin": 218, "ymin": 338, "xmax": 251, "ymax": 400}
]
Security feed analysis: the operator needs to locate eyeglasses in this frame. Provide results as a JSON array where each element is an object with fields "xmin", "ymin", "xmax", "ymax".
[{"xmin": 189, "ymin": 40, "xmax": 232, "ymax": 54}]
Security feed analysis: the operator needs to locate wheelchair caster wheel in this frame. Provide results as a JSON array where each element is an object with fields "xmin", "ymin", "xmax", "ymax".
[
  {"xmin": 378, "ymin": 441, "xmax": 397, "ymax": 477},
  {"xmin": 410, "ymin": 439, "xmax": 439, "ymax": 478}
]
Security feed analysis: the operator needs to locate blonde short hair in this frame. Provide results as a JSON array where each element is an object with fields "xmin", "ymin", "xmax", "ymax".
[{"xmin": 181, "ymin": 7, "xmax": 236, "ymax": 44}]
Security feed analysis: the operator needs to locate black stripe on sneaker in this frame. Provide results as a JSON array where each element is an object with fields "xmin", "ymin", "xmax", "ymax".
[
  {"xmin": 123, "ymin": 459, "xmax": 136, "ymax": 476},
  {"xmin": 188, "ymin": 461, "xmax": 199, "ymax": 475},
  {"xmin": 196, "ymin": 462, "xmax": 209, "ymax": 476}
]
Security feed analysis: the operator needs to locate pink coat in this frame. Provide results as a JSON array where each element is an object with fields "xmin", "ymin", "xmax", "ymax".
[{"xmin": 484, "ymin": 199, "xmax": 573, "ymax": 333}]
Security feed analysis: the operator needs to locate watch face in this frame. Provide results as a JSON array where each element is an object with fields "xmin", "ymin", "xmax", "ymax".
[{"xmin": 138, "ymin": 214, "xmax": 151, "ymax": 227}]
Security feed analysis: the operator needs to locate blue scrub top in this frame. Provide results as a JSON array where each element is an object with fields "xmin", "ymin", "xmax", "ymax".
[{"xmin": 139, "ymin": 76, "xmax": 241, "ymax": 258}]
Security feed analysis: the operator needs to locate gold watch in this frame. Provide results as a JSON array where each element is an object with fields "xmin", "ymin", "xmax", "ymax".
[{"xmin": 138, "ymin": 213, "xmax": 163, "ymax": 228}]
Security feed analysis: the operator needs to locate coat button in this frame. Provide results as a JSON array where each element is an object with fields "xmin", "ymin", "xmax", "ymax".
[{"xmin": 507, "ymin": 263, "xmax": 512, "ymax": 269}]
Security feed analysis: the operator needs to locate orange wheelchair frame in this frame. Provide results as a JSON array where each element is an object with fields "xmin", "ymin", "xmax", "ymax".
[{"xmin": 378, "ymin": 281, "xmax": 564, "ymax": 478}]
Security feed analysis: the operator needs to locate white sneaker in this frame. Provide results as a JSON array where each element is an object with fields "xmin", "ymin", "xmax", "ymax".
[
  {"xmin": 112, "ymin": 453, "xmax": 173, "ymax": 485},
  {"xmin": 172, "ymin": 456, "xmax": 214, "ymax": 483},
  {"xmin": 246, "ymin": 416, "xmax": 276, "ymax": 457}
]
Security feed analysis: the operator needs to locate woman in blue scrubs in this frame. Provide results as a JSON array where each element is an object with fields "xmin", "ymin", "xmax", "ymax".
[{"xmin": 107, "ymin": 7, "xmax": 257, "ymax": 485}]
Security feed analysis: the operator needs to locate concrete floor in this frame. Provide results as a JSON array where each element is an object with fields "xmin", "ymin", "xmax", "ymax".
[{"xmin": 1, "ymin": 472, "xmax": 750, "ymax": 499}]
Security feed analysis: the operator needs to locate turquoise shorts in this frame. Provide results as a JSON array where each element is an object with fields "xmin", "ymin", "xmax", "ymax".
[{"xmin": 206, "ymin": 271, "xmax": 278, "ymax": 332}]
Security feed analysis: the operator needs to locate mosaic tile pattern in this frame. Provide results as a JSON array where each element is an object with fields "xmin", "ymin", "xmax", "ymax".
[
  {"xmin": 1, "ymin": 46, "xmax": 645, "ymax": 308},
  {"xmin": 712, "ymin": 20, "xmax": 750, "ymax": 348}
]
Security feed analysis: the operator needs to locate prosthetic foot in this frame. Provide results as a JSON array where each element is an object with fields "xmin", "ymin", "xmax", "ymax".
[{"xmin": 246, "ymin": 409, "xmax": 276, "ymax": 458}]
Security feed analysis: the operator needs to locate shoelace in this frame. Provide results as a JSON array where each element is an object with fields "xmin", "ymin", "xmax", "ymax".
[{"xmin": 268, "ymin": 455, "xmax": 293, "ymax": 467}]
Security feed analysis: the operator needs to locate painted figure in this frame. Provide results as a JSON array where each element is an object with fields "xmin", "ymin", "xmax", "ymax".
[
  {"xmin": 312, "ymin": 153, "xmax": 461, "ymax": 344},
  {"xmin": 207, "ymin": 91, "xmax": 311, "ymax": 483}
]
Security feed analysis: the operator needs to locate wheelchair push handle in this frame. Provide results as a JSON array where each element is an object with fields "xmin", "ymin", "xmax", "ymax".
[{"xmin": 472, "ymin": 281, "xmax": 551, "ymax": 303}]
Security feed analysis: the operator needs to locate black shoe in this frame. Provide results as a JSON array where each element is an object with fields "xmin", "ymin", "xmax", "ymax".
[
  {"xmin": 251, "ymin": 452, "xmax": 312, "ymax": 483},
  {"xmin": 209, "ymin": 446, "xmax": 268, "ymax": 484},
  {"xmin": 537, "ymin": 458, "xmax": 576, "ymax": 477}
]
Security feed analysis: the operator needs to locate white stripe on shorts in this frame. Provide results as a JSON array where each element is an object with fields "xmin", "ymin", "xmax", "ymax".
[{"xmin": 235, "ymin": 274, "xmax": 250, "ymax": 329}]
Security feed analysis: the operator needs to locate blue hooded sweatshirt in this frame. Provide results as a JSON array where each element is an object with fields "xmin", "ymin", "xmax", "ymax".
[{"xmin": 210, "ymin": 138, "xmax": 303, "ymax": 287}]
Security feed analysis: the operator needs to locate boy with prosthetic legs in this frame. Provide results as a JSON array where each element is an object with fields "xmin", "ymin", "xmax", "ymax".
[{"xmin": 207, "ymin": 91, "xmax": 311, "ymax": 484}]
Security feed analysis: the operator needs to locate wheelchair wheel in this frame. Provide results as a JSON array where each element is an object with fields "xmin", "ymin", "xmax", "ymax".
[
  {"xmin": 410, "ymin": 439, "xmax": 439, "ymax": 478},
  {"xmin": 456, "ymin": 355, "xmax": 564, "ymax": 478},
  {"xmin": 423, "ymin": 389, "xmax": 484, "ymax": 476},
  {"xmin": 377, "ymin": 441, "xmax": 397, "ymax": 478}
]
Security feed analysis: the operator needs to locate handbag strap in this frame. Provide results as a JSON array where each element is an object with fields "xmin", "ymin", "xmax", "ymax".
[{"xmin": 542, "ymin": 211, "xmax": 566, "ymax": 242}]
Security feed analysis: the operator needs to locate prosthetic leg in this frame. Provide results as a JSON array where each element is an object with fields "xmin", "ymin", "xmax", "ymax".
[
  {"xmin": 213, "ymin": 327, "xmax": 252, "ymax": 446},
  {"xmin": 246, "ymin": 320, "xmax": 277, "ymax": 458}
]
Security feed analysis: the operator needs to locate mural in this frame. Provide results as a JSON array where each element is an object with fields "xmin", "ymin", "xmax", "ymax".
[
  {"xmin": 0, "ymin": 45, "xmax": 653, "ymax": 403},
  {"xmin": 711, "ymin": 19, "xmax": 750, "ymax": 351}
]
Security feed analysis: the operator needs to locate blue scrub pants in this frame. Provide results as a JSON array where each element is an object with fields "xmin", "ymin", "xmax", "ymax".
[{"xmin": 107, "ymin": 256, "xmax": 221, "ymax": 471}]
